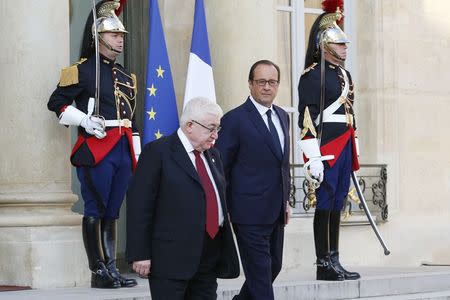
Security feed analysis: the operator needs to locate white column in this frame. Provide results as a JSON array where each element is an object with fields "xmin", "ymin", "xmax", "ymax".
[{"xmin": 0, "ymin": 0, "xmax": 88, "ymax": 288}]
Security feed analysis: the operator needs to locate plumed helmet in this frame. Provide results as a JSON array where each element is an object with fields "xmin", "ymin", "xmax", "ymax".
[
  {"xmin": 92, "ymin": 0, "xmax": 128, "ymax": 36},
  {"xmin": 318, "ymin": 7, "xmax": 349, "ymax": 46},
  {"xmin": 304, "ymin": 0, "xmax": 349, "ymax": 66},
  {"xmin": 80, "ymin": 0, "xmax": 127, "ymax": 59}
]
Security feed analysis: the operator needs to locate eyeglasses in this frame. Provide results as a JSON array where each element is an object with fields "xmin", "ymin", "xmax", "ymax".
[
  {"xmin": 252, "ymin": 79, "xmax": 279, "ymax": 87},
  {"xmin": 192, "ymin": 120, "xmax": 222, "ymax": 133}
]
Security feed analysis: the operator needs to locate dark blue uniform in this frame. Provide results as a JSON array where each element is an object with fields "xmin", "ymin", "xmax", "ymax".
[
  {"xmin": 298, "ymin": 61, "xmax": 359, "ymax": 211},
  {"xmin": 297, "ymin": 2, "xmax": 361, "ymax": 281},
  {"xmin": 298, "ymin": 60, "xmax": 362, "ymax": 281},
  {"xmin": 48, "ymin": 55, "xmax": 138, "ymax": 218}
]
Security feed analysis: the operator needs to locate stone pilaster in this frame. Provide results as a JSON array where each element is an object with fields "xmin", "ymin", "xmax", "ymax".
[
  {"xmin": 0, "ymin": 0, "xmax": 88, "ymax": 288},
  {"xmin": 205, "ymin": 0, "xmax": 278, "ymax": 111}
]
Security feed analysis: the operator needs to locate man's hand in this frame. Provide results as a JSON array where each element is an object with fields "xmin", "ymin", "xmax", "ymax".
[
  {"xmin": 80, "ymin": 115, "xmax": 106, "ymax": 139},
  {"xmin": 309, "ymin": 159, "xmax": 324, "ymax": 182},
  {"xmin": 285, "ymin": 204, "xmax": 291, "ymax": 225},
  {"xmin": 132, "ymin": 260, "xmax": 151, "ymax": 278}
]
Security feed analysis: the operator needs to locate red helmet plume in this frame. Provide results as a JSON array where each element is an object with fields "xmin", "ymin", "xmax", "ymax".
[
  {"xmin": 322, "ymin": 0, "xmax": 344, "ymax": 24},
  {"xmin": 115, "ymin": 0, "xmax": 127, "ymax": 16},
  {"xmin": 322, "ymin": 0, "xmax": 344, "ymax": 13}
]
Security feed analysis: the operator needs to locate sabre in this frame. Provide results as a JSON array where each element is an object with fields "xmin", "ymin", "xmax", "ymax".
[
  {"xmin": 318, "ymin": 31, "xmax": 326, "ymax": 145},
  {"xmin": 351, "ymin": 171, "xmax": 391, "ymax": 255},
  {"xmin": 92, "ymin": 0, "xmax": 102, "ymax": 118},
  {"xmin": 303, "ymin": 31, "xmax": 332, "ymax": 187}
]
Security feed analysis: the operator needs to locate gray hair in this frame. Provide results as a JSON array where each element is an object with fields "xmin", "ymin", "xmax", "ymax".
[{"xmin": 180, "ymin": 97, "xmax": 223, "ymax": 126}]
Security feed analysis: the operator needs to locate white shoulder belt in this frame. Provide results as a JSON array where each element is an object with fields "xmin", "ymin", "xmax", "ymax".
[{"xmin": 314, "ymin": 67, "xmax": 349, "ymax": 126}]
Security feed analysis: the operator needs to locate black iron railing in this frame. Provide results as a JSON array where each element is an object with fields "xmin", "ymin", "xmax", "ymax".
[{"xmin": 289, "ymin": 164, "xmax": 388, "ymax": 224}]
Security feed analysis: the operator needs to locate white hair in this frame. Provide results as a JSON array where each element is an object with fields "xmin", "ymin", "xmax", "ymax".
[{"xmin": 180, "ymin": 97, "xmax": 223, "ymax": 126}]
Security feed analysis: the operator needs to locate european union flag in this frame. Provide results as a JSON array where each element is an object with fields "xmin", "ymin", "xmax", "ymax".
[{"xmin": 143, "ymin": 0, "xmax": 179, "ymax": 146}]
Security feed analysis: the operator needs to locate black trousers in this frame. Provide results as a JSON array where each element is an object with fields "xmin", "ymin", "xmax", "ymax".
[
  {"xmin": 149, "ymin": 230, "xmax": 222, "ymax": 300},
  {"xmin": 233, "ymin": 221, "xmax": 284, "ymax": 300}
]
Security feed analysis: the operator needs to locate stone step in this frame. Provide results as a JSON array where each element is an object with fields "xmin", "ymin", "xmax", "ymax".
[
  {"xmin": 353, "ymin": 290, "xmax": 450, "ymax": 300},
  {"xmin": 268, "ymin": 270, "xmax": 450, "ymax": 300},
  {"xmin": 2, "ymin": 267, "xmax": 450, "ymax": 299}
]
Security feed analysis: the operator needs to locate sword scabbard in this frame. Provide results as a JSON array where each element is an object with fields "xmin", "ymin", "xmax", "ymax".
[{"xmin": 351, "ymin": 171, "xmax": 391, "ymax": 255}]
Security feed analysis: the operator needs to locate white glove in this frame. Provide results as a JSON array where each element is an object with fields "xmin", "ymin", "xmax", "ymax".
[
  {"xmin": 132, "ymin": 134, "xmax": 141, "ymax": 161},
  {"xmin": 309, "ymin": 158, "xmax": 324, "ymax": 183},
  {"xmin": 59, "ymin": 104, "xmax": 106, "ymax": 139},
  {"xmin": 355, "ymin": 137, "xmax": 360, "ymax": 157},
  {"xmin": 80, "ymin": 115, "xmax": 106, "ymax": 139}
]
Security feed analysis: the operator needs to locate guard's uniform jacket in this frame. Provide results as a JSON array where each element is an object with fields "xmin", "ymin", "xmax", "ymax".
[
  {"xmin": 298, "ymin": 61, "xmax": 359, "ymax": 171},
  {"xmin": 48, "ymin": 55, "xmax": 139, "ymax": 170}
]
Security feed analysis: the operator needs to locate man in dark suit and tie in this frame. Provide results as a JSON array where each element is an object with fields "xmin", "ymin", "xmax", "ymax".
[
  {"xmin": 216, "ymin": 60, "xmax": 291, "ymax": 300},
  {"xmin": 126, "ymin": 97, "xmax": 239, "ymax": 299}
]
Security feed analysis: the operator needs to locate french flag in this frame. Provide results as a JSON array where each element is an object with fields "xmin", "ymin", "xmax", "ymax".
[{"xmin": 183, "ymin": 0, "xmax": 216, "ymax": 108}]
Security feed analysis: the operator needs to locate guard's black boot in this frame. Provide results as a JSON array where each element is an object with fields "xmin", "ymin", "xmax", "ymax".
[
  {"xmin": 102, "ymin": 218, "xmax": 137, "ymax": 288},
  {"xmin": 82, "ymin": 217, "xmax": 120, "ymax": 289},
  {"xmin": 329, "ymin": 211, "xmax": 361, "ymax": 280},
  {"xmin": 314, "ymin": 210, "xmax": 344, "ymax": 281},
  {"xmin": 329, "ymin": 251, "xmax": 360, "ymax": 280},
  {"xmin": 316, "ymin": 256, "xmax": 344, "ymax": 281}
]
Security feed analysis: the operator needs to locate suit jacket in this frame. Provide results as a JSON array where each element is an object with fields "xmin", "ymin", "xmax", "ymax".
[
  {"xmin": 126, "ymin": 132, "xmax": 239, "ymax": 280},
  {"xmin": 216, "ymin": 98, "xmax": 291, "ymax": 225}
]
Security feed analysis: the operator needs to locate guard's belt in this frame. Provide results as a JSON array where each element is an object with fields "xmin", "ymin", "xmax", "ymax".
[
  {"xmin": 318, "ymin": 114, "xmax": 348, "ymax": 124},
  {"xmin": 104, "ymin": 119, "xmax": 132, "ymax": 128}
]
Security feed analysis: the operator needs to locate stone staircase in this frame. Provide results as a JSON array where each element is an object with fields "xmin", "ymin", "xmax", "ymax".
[{"xmin": 2, "ymin": 266, "xmax": 450, "ymax": 299}]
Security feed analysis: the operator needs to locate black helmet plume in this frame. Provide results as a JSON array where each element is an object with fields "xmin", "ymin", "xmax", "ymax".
[
  {"xmin": 79, "ymin": 1, "xmax": 107, "ymax": 59},
  {"xmin": 304, "ymin": 12, "xmax": 326, "ymax": 67}
]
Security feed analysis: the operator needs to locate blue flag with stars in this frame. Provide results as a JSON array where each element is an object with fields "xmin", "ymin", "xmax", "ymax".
[{"xmin": 143, "ymin": 0, "xmax": 179, "ymax": 146}]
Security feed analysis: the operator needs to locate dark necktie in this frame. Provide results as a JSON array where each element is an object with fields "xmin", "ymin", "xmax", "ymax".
[
  {"xmin": 193, "ymin": 150, "xmax": 219, "ymax": 239},
  {"xmin": 266, "ymin": 109, "xmax": 283, "ymax": 158}
]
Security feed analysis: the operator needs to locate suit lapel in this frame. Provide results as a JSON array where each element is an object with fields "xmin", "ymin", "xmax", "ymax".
[
  {"xmin": 170, "ymin": 134, "xmax": 201, "ymax": 185},
  {"xmin": 244, "ymin": 98, "xmax": 282, "ymax": 161}
]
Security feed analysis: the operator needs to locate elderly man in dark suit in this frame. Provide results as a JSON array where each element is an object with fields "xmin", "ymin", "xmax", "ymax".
[
  {"xmin": 216, "ymin": 60, "xmax": 291, "ymax": 300},
  {"xmin": 126, "ymin": 97, "xmax": 239, "ymax": 299}
]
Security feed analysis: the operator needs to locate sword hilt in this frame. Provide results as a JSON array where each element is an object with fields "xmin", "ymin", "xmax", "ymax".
[{"xmin": 303, "ymin": 155, "xmax": 334, "ymax": 189}]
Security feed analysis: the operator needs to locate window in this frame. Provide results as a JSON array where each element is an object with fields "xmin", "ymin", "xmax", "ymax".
[{"xmin": 275, "ymin": 0, "xmax": 326, "ymax": 165}]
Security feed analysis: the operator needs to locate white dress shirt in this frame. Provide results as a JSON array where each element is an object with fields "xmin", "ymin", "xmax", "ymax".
[
  {"xmin": 249, "ymin": 96, "xmax": 285, "ymax": 152},
  {"xmin": 177, "ymin": 128, "xmax": 224, "ymax": 226}
]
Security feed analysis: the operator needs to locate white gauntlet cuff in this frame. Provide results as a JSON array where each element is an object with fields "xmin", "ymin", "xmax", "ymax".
[
  {"xmin": 355, "ymin": 137, "xmax": 360, "ymax": 157},
  {"xmin": 298, "ymin": 138, "xmax": 321, "ymax": 159},
  {"xmin": 59, "ymin": 105, "xmax": 86, "ymax": 126},
  {"xmin": 132, "ymin": 134, "xmax": 141, "ymax": 160}
]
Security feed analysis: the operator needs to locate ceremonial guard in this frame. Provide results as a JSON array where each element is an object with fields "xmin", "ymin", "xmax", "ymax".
[
  {"xmin": 298, "ymin": 0, "xmax": 361, "ymax": 281},
  {"xmin": 48, "ymin": 0, "xmax": 139, "ymax": 288}
]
